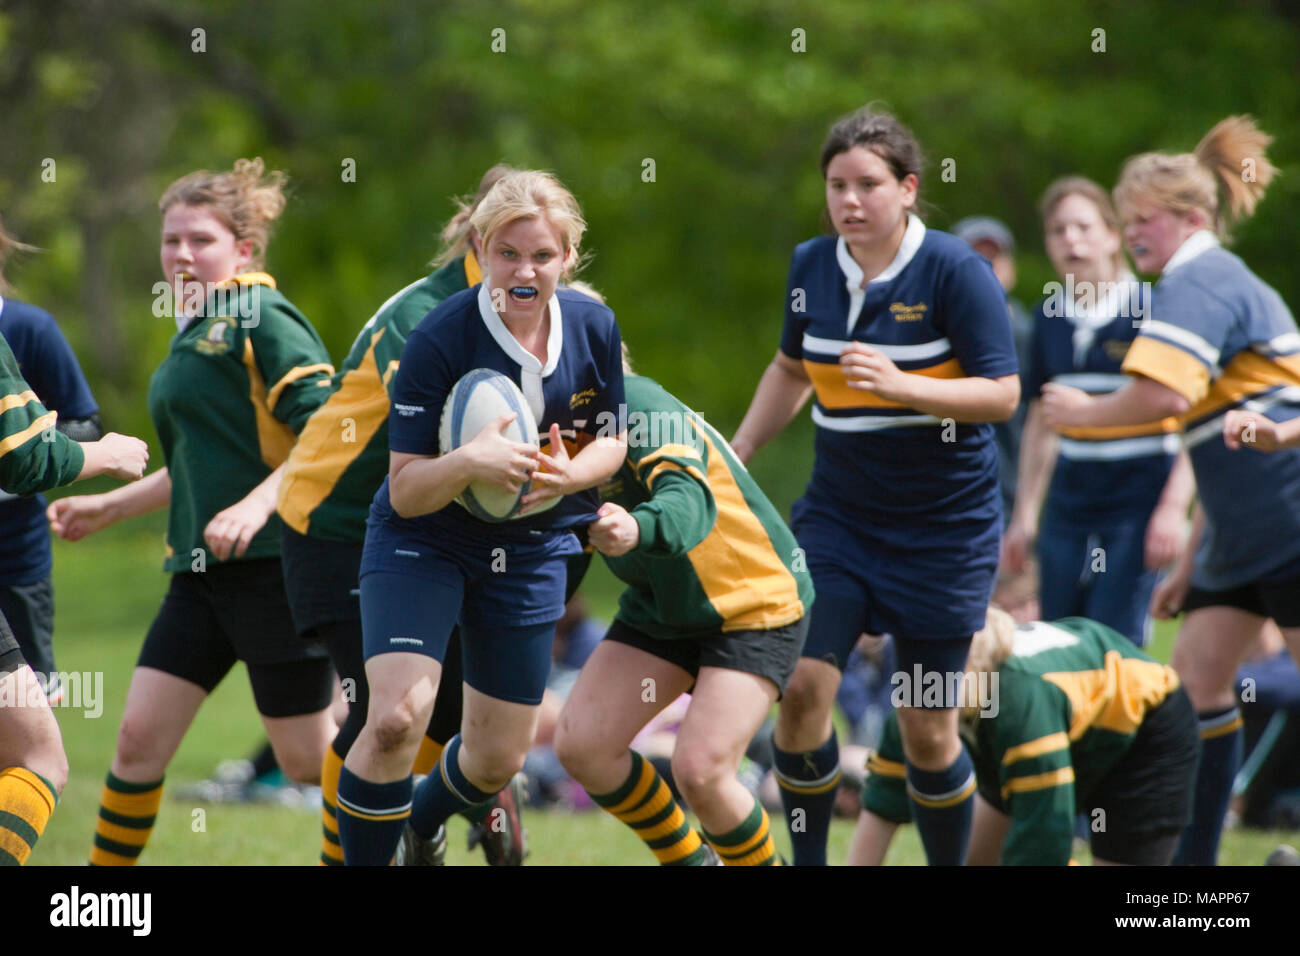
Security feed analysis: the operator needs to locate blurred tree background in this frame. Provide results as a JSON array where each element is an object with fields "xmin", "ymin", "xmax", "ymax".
[{"xmin": 2, "ymin": 0, "xmax": 1298, "ymax": 511}]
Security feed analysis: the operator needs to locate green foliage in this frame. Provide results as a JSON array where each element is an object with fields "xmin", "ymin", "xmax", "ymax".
[{"xmin": 3, "ymin": 0, "xmax": 1300, "ymax": 518}]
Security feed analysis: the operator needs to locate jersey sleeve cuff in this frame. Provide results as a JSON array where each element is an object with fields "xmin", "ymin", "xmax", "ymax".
[{"xmin": 1122, "ymin": 337, "xmax": 1210, "ymax": 405}]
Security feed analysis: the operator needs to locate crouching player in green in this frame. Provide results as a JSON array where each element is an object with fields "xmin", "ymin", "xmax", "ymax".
[
  {"xmin": 851, "ymin": 607, "xmax": 1197, "ymax": 865},
  {"xmin": 0, "ymin": 334, "xmax": 149, "ymax": 864},
  {"xmin": 554, "ymin": 345, "xmax": 813, "ymax": 866}
]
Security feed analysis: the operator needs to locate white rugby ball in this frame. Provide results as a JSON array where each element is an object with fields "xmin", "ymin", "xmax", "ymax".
[{"xmin": 438, "ymin": 368, "xmax": 555, "ymax": 522}]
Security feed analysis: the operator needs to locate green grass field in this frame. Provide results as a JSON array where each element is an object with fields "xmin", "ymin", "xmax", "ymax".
[{"xmin": 28, "ymin": 514, "xmax": 1295, "ymax": 866}]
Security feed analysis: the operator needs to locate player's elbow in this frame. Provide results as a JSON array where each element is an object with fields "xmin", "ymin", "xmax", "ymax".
[
  {"xmin": 1137, "ymin": 376, "xmax": 1191, "ymax": 418},
  {"xmin": 987, "ymin": 376, "xmax": 1021, "ymax": 422}
]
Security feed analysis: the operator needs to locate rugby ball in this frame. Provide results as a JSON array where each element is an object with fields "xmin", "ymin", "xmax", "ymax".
[{"xmin": 438, "ymin": 368, "xmax": 548, "ymax": 522}]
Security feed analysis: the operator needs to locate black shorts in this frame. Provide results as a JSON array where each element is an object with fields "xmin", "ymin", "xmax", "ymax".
[
  {"xmin": 280, "ymin": 525, "xmax": 363, "ymax": 637},
  {"xmin": 0, "ymin": 577, "xmax": 54, "ymax": 680},
  {"xmin": 137, "ymin": 560, "xmax": 333, "ymax": 718},
  {"xmin": 1181, "ymin": 567, "xmax": 1300, "ymax": 627},
  {"xmin": 603, "ymin": 616, "xmax": 808, "ymax": 698},
  {"xmin": 0, "ymin": 610, "xmax": 25, "ymax": 678},
  {"xmin": 1086, "ymin": 686, "xmax": 1199, "ymax": 865}
]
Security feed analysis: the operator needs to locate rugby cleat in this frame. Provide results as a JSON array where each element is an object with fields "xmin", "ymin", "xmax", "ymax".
[
  {"xmin": 467, "ymin": 773, "xmax": 529, "ymax": 866},
  {"xmin": 395, "ymin": 822, "xmax": 446, "ymax": 866}
]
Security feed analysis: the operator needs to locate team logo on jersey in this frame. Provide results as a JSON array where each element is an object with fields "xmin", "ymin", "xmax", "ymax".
[
  {"xmin": 889, "ymin": 301, "xmax": 928, "ymax": 322},
  {"xmin": 1102, "ymin": 339, "xmax": 1131, "ymax": 361},
  {"xmin": 569, "ymin": 387, "xmax": 598, "ymax": 409},
  {"xmin": 195, "ymin": 317, "xmax": 233, "ymax": 355}
]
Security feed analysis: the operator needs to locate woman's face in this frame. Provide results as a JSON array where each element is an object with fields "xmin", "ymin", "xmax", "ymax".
[
  {"xmin": 825, "ymin": 146, "xmax": 916, "ymax": 251},
  {"xmin": 483, "ymin": 215, "xmax": 567, "ymax": 325},
  {"xmin": 1044, "ymin": 193, "xmax": 1121, "ymax": 285},
  {"xmin": 1122, "ymin": 202, "xmax": 1201, "ymax": 275},
  {"xmin": 160, "ymin": 204, "xmax": 252, "ymax": 287}
]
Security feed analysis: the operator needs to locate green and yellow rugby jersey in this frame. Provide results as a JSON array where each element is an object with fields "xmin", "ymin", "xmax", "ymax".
[
  {"xmin": 596, "ymin": 374, "xmax": 812, "ymax": 640},
  {"xmin": 0, "ymin": 332, "xmax": 84, "ymax": 494},
  {"xmin": 862, "ymin": 616, "xmax": 1180, "ymax": 865},
  {"xmin": 148, "ymin": 273, "xmax": 333, "ymax": 572},
  {"xmin": 277, "ymin": 253, "xmax": 480, "ymax": 541}
]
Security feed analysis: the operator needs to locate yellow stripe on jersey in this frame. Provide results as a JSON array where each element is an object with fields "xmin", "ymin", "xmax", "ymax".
[
  {"xmin": 802, "ymin": 357, "xmax": 965, "ymax": 410},
  {"xmin": 1001, "ymin": 767, "xmax": 1075, "ymax": 802},
  {"xmin": 1056, "ymin": 417, "xmax": 1180, "ymax": 441},
  {"xmin": 0, "ymin": 388, "xmax": 38, "ymax": 415},
  {"xmin": 1122, "ymin": 337, "xmax": 1212, "ymax": 405},
  {"xmin": 1042, "ymin": 651, "xmax": 1179, "ymax": 741},
  {"xmin": 866, "ymin": 752, "xmax": 906, "ymax": 779},
  {"xmin": 1182, "ymin": 350, "xmax": 1300, "ymax": 424},
  {"xmin": 223, "ymin": 271, "xmax": 277, "ymax": 290},
  {"xmin": 664, "ymin": 424, "xmax": 805, "ymax": 631},
  {"xmin": 464, "ymin": 250, "xmax": 482, "ymax": 286},
  {"xmin": 0, "ymin": 411, "xmax": 56, "ymax": 458},
  {"xmin": 267, "ymin": 363, "xmax": 334, "ymax": 412},
  {"xmin": 242, "ymin": 339, "xmax": 297, "ymax": 468},
  {"xmin": 279, "ymin": 328, "xmax": 390, "ymax": 534},
  {"xmin": 1002, "ymin": 732, "xmax": 1070, "ymax": 766}
]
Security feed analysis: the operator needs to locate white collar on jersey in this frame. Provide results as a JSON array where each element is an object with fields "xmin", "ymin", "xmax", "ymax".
[
  {"xmin": 1069, "ymin": 271, "xmax": 1138, "ymax": 366},
  {"xmin": 476, "ymin": 283, "xmax": 563, "ymax": 422},
  {"xmin": 835, "ymin": 214, "xmax": 926, "ymax": 334},
  {"xmin": 0, "ymin": 296, "xmax": 6, "ymax": 321},
  {"xmin": 1162, "ymin": 229, "xmax": 1221, "ymax": 276}
]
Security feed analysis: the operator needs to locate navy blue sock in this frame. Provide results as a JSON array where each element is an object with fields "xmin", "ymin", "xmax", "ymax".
[
  {"xmin": 906, "ymin": 746, "xmax": 976, "ymax": 866},
  {"xmin": 335, "ymin": 767, "xmax": 412, "ymax": 866},
  {"xmin": 771, "ymin": 731, "xmax": 841, "ymax": 866},
  {"xmin": 1173, "ymin": 707, "xmax": 1242, "ymax": 866},
  {"xmin": 410, "ymin": 735, "xmax": 494, "ymax": 838}
]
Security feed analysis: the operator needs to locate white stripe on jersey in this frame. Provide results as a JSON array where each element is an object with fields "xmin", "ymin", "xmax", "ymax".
[
  {"xmin": 802, "ymin": 333, "xmax": 952, "ymax": 363},
  {"xmin": 1138, "ymin": 319, "xmax": 1221, "ymax": 369},
  {"xmin": 811, "ymin": 406, "xmax": 940, "ymax": 432},
  {"xmin": 1258, "ymin": 332, "xmax": 1300, "ymax": 357},
  {"xmin": 1051, "ymin": 372, "xmax": 1131, "ymax": 393},
  {"xmin": 1058, "ymin": 433, "xmax": 1180, "ymax": 461},
  {"xmin": 1182, "ymin": 385, "xmax": 1300, "ymax": 448}
]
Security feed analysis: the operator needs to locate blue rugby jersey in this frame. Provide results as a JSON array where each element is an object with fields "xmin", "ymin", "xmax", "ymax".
[
  {"xmin": 0, "ymin": 298, "xmax": 99, "ymax": 584},
  {"xmin": 779, "ymin": 216, "xmax": 1019, "ymax": 525},
  {"xmin": 1121, "ymin": 232, "xmax": 1300, "ymax": 589},
  {"xmin": 1023, "ymin": 276, "xmax": 1176, "ymax": 522},
  {"xmin": 377, "ymin": 284, "xmax": 625, "ymax": 542}
]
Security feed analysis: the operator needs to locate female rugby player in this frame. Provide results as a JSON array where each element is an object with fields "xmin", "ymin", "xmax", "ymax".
[
  {"xmin": 335, "ymin": 170, "xmax": 627, "ymax": 865},
  {"xmin": 277, "ymin": 165, "xmax": 527, "ymax": 865},
  {"xmin": 553, "ymin": 337, "xmax": 813, "ymax": 866},
  {"xmin": 1003, "ymin": 177, "xmax": 1193, "ymax": 646},
  {"xmin": 49, "ymin": 159, "xmax": 339, "ymax": 865},
  {"xmin": 1043, "ymin": 115, "xmax": 1300, "ymax": 865},
  {"xmin": 732, "ymin": 105, "xmax": 1020, "ymax": 865}
]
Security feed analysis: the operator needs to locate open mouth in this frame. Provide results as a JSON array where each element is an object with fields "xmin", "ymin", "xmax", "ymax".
[{"xmin": 509, "ymin": 286, "xmax": 539, "ymax": 302}]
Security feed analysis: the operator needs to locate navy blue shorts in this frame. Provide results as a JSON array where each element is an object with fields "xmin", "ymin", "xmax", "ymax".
[
  {"xmin": 1037, "ymin": 508, "xmax": 1155, "ymax": 647},
  {"xmin": 791, "ymin": 496, "xmax": 998, "ymax": 675},
  {"xmin": 359, "ymin": 511, "xmax": 581, "ymax": 705}
]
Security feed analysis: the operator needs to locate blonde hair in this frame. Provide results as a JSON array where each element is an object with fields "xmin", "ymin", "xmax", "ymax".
[
  {"xmin": 1039, "ymin": 175, "xmax": 1126, "ymax": 275},
  {"xmin": 470, "ymin": 170, "xmax": 587, "ymax": 281},
  {"xmin": 958, "ymin": 606, "xmax": 1016, "ymax": 721},
  {"xmin": 158, "ymin": 158, "xmax": 288, "ymax": 270},
  {"xmin": 429, "ymin": 164, "xmax": 518, "ymax": 268},
  {"xmin": 0, "ymin": 216, "xmax": 37, "ymax": 295},
  {"xmin": 1114, "ymin": 115, "xmax": 1278, "ymax": 238}
]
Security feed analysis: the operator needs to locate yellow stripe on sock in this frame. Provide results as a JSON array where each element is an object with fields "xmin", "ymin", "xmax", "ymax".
[
  {"xmin": 99, "ymin": 785, "xmax": 163, "ymax": 818},
  {"xmin": 720, "ymin": 837, "xmax": 777, "ymax": 867},
  {"xmin": 909, "ymin": 777, "xmax": 978, "ymax": 809},
  {"xmin": 336, "ymin": 802, "xmax": 410, "ymax": 823},
  {"xmin": 93, "ymin": 818, "xmax": 153, "ymax": 848},
  {"xmin": 636, "ymin": 803, "xmax": 689, "ymax": 843},
  {"xmin": 1201, "ymin": 716, "xmax": 1244, "ymax": 740},
  {"xmin": 655, "ymin": 828, "xmax": 704, "ymax": 864},
  {"xmin": 776, "ymin": 770, "xmax": 841, "ymax": 796},
  {"xmin": 605, "ymin": 758, "xmax": 656, "ymax": 816},
  {"xmin": 616, "ymin": 779, "xmax": 674, "ymax": 825}
]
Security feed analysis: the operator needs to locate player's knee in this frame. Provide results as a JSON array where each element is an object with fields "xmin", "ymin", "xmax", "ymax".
[
  {"xmin": 778, "ymin": 663, "xmax": 837, "ymax": 731},
  {"xmin": 671, "ymin": 747, "xmax": 728, "ymax": 809},
  {"xmin": 465, "ymin": 746, "xmax": 526, "ymax": 792},
  {"xmin": 371, "ymin": 704, "xmax": 421, "ymax": 756},
  {"xmin": 25, "ymin": 743, "xmax": 69, "ymax": 795},
  {"xmin": 1170, "ymin": 647, "xmax": 1233, "ymax": 709},
  {"xmin": 896, "ymin": 709, "xmax": 955, "ymax": 766},
  {"xmin": 275, "ymin": 744, "xmax": 325, "ymax": 784},
  {"xmin": 551, "ymin": 720, "xmax": 593, "ymax": 781},
  {"xmin": 114, "ymin": 715, "xmax": 164, "ymax": 773}
]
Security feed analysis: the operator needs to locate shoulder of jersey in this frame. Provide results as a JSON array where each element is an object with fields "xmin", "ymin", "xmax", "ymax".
[
  {"xmin": 412, "ymin": 285, "xmax": 480, "ymax": 338},
  {"xmin": 556, "ymin": 286, "xmax": 615, "ymax": 323},
  {"xmin": 924, "ymin": 228, "xmax": 986, "ymax": 266},
  {"xmin": 791, "ymin": 234, "xmax": 837, "ymax": 264},
  {"xmin": 0, "ymin": 299, "xmax": 57, "ymax": 331}
]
